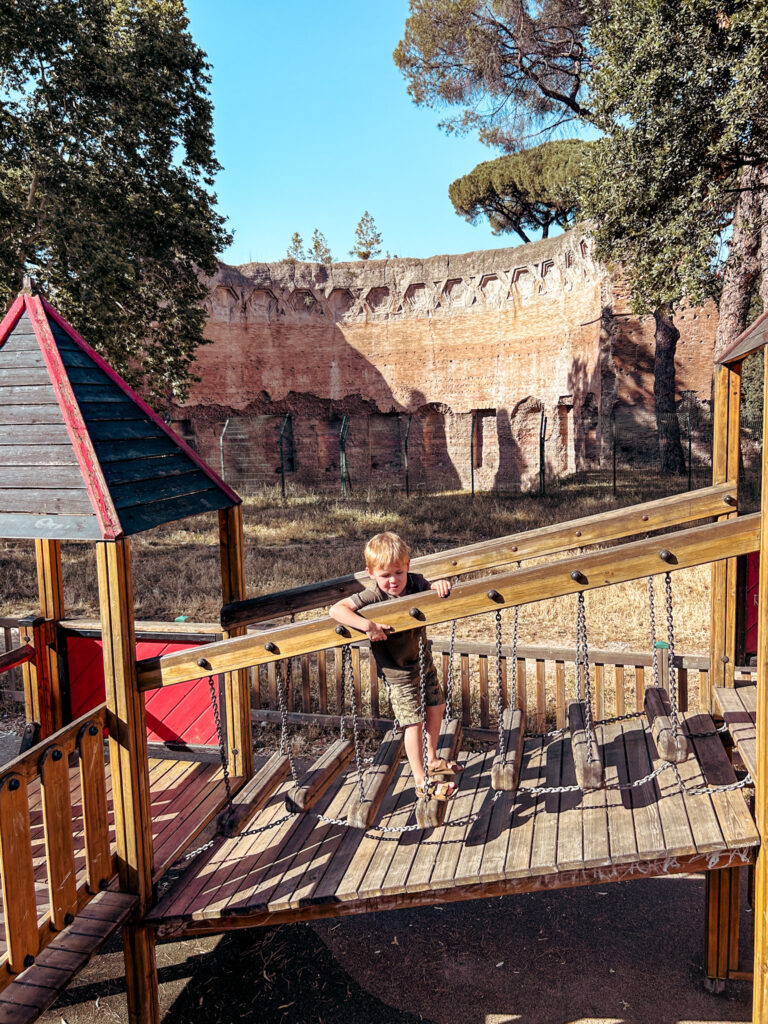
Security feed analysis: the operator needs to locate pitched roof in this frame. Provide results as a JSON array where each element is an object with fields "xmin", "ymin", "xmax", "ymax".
[
  {"xmin": 0, "ymin": 292, "xmax": 240, "ymax": 540},
  {"xmin": 717, "ymin": 309, "xmax": 768, "ymax": 365}
]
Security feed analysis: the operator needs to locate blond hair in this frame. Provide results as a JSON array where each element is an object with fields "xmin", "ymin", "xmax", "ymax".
[{"xmin": 364, "ymin": 532, "xmax": 410, "ymax": 572}]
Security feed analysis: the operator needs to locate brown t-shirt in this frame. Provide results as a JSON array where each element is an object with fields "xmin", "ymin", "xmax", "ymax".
[{"xmin": 349, "ymin": 573, "xmax": 437, "ymax": 686}]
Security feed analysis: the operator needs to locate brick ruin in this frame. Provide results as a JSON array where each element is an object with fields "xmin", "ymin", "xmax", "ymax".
[{"xmin": 175, "ymin": 227, "xmax": 718, "ymax": 493}]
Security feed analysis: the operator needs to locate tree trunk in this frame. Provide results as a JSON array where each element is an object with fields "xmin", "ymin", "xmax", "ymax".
[
  {"xmin": 714, "ymin": 166, "xmax": 762, "ymax": 362},
  {"xmin": 653, "ymin": 305, "xmax": 686, "ymax": 474}
]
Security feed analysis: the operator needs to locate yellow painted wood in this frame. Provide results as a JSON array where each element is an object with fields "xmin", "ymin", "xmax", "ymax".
[
  {"xmin": 77, "ymin": 719, "xmax": 112, "ymax": 894},
  {"xmin": 39, "ymin": 745, "xmax": 78, "ymax": 930},
  {"xmin": 137, "ymin": 513, "xmax": 761, "ymax": 691},
  {"xmin": 219, "ymin": 506, "xmax": 252, "ymax": 781},
  {"xmin": 752, "ymin": 356, "xmax": 768, "ymax": 1024},
  {"xmin": 710, "ymin": 365, "xmax": 741, "ymax": 700},
  {"xmin": 35, "ymin": 539, "xmax": 64, "ymax": 732},
  {"xmin": 97, "ymin": 540, "xmax": 153, "ymax": 911},
  {"xmin": 0, "ymin": 774, "xmax": 38, "ymax": 973}
]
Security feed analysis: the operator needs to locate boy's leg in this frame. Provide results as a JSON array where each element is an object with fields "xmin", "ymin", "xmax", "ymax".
[
  {"xmin": 403, "ymin": 722, "xmax": 427, "ymax": 788},
  {"xmin": 425, "ymin": 703, "xmax": 445, "ymax": 763}
]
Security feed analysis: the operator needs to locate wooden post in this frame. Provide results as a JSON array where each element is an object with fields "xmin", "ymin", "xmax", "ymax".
[
  {"xmin": 751, "ymin": 357, "xmax": 768, "ymax": 1024},
  {"xmin": 96, "ymin": 539, "xmax": 159, "ymax": 1024},
  {"xmin": 219, "ymin": 506, "xmax": 253, "ymax": 780},
  {"xmin": 709, "ymin": 363, "xmax": 741, "ymax": 706},
  {"xmin": 19, "ymin": 540, "xmax": 66, "ymax": 737}
]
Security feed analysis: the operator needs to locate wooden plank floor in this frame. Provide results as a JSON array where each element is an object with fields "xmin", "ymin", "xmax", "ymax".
[
  {"xmin": 149, "ymin": 711, "xmax": 760, "ymax": 938},
  {"xmin": 715, "ymin": 683, "xmax": 757, "ymax": 778},
  {"xmin": 0, "ymin": 754, "xmax": 222, "ymax": 965}
]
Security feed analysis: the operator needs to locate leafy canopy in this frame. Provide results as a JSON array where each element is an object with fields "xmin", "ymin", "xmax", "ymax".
[
  {"xmin": 394, "ymin": 0, "xmax": 591, "ymax": 151},
  {"xmin": 0, "ymin": 0, "xmax": 230, "ymax": 405},
  {"xmin": 579, "ymin": 0, "xmax": 768, "ymax": 312},
  {"xmin": 449, "ymin": 138, "xmax": 590, "ymax": 242}
]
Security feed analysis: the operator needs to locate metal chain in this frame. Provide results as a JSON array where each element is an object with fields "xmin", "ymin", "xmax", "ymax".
[
  {"xmin": 649, "ymin": 575, "xmax": 660, "ymax": 688},
  {"xmin": 342, "ymin": 644, "xmax": 367, "ymax": 803},
  {"xmin": 444, "ymin": 617, "xmax": 457, "ymax": 720},
  {"xmin": 664, "ymin": 571, "xmax": 684, "ymax": 739},
  {"xmin": 418, "ymin": 632, "xmax": 430, "ymax": 802},
  {"xmin": 576, "ymin": 592, "xmax": 597, "ymax": 763},
  {"xmin": 276, "ymin": 660, "xmax": 300, "ymax": 785},
  {"xmin": 208, "ymin": 675, "xmax": 232, "ymax": 808},
  {"xmin": 495, "ymin": 610, "xmax": 505, "ymax": 760},
  {"xmin": 671, "ymin": 760, "xmax": 753, "ymax": 796}
]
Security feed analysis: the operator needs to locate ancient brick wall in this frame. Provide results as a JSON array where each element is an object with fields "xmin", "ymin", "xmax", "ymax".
[{"xmin": 176, "ymin": 228, "xmax": 718, "ymax": 493}]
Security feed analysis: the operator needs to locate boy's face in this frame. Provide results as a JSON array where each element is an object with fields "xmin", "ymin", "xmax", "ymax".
[{"xmin": 368, "ymin": 559, "xmax": 409, "ymax": 597}]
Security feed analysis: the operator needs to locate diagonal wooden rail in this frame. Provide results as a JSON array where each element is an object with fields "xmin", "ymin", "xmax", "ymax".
[
  {"xmin": 137, "ymin": 510, "xmax": 759, "ymax": 692},
  {"xmin": 220, "ymin": 483, "xmax": 737, "ymax": 629}
]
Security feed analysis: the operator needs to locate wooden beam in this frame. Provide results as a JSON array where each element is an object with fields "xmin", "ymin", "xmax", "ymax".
[
  {"xmin": 96, "ymin": 540, "xmax": 153, "ymax": 909},
  {"xmin": 0, "ymin": 644, "xmax": 34, "ymax": 675},
  {"xmin": 710, "ymin": 364, "xmax": 741, "ymax": 702},
  {"xmin": 138, "ymin": 513, "xmax": 761, "ymax": 691},
  {"xmin": 19, "ymin": 616, "xmax": 55, "ymax": 737},
  {"xmin": 218, "ymin": 506, "xmax": 252, "ymax": 780},
  {"xmin": 491, "ymin": 708, "xmax": 526, "ymax": 791},
  {"xmin": 35, "ymin": 539, "xmax": 65, "ymax": 730},
  {"xmin": 346, "ymin": 730, "xmax": 404, "ymax": 830},
  {"xmin": 644, "ymin": 687, "xmax": 691, "ymax": 763},
  {"xmin": 568, "ymin": 700, "xmax": 603, "ymax": 790},
  {"xmin": 220, "ymin": 483, "xmax": 737, "ymax": 629},
  {"xmin": 285, "ymin": 739, "xmax": 354, "ymax": 813},
  {"xmin": 751, "ymin": 357, "xmax": 768, "ymax": 1024}
]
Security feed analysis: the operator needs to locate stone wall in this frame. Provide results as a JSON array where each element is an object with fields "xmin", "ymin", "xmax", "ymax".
[{"xmin": 175, "ymin": 227, "xmax": 718, "ymax": 493}]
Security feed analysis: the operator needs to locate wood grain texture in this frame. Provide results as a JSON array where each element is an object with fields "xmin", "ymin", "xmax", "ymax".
[{"xmin": 139, "ymin": 513, "xmax": 761, "ymax": 691}]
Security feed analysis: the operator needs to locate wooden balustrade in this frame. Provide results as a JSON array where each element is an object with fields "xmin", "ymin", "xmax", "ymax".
[
  {"xmin": 250, "ymin": 637, "xmax": 718, "ymax": 737},
  {"xmin": 0, "ymin": 704, "xmax": 113, "ymax": 989}
]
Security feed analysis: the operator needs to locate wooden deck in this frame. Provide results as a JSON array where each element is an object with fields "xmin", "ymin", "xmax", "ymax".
[
  {"xmin": 148, "ymin": 711, "xmax": 759, "ymax": 939},
  {"xmin": 0, "ymin": 752, "xmax": 223, "ymax": 967},
  {"xmin": 715, "ymin": 683, "xmax": 757, "ymax": 779}
]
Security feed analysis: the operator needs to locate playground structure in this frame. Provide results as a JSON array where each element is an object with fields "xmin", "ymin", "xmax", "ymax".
[{"xmin": 0, "ymin": 285, "xmax": 767, "ymax": 1022}]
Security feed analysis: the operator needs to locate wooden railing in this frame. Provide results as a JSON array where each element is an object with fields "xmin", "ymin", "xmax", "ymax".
[
  {"xmin": 251, "ymin": 637, "xmax": 719, "ymax": 737},
  {"xmin": 0, "ymin": 617, "xmax": 23, "ymax": 706},
  {"xmin": 0, "ymin": 704, "xmax": 113, "ymax": 987}
]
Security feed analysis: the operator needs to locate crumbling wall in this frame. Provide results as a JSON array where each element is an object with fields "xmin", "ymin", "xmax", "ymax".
[{"xmin": 176, "ymin": 228, "xmax": 718, "ymax": 492}]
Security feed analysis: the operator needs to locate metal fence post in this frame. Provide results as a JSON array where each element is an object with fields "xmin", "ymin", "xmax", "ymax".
[
  {"xmin": 470, "ymin": 411, "xmax": 476, "ymax": 498},
  {"xmin": 339, "ymin": 414, "xmax": 350, "ymax": 498},
  {"xmin": 539, "ymin": 410, "xmax": 548, "ymax": 496},
  {"xmin": 403, "ymin": 414, "xmax": 412, "ymax": 497},
  {"xmin": 279, "ymin": 413, "xmax": 290, "ymax": 500}
]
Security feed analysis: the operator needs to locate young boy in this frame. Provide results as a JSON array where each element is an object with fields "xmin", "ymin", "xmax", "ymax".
[{"xmin": 330, "ymin": 532, "xmax": 462, "ymax": 800}]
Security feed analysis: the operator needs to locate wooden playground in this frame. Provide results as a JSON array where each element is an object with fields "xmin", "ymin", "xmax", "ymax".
[{"xmin": 0, "ymin": 284, "xmax": 768, "ymax": 1022}]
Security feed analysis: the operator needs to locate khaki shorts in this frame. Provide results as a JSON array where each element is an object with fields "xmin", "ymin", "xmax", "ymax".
[{"xmin": 388, "ymin": 670, "xmax": 444, "ymax": 728}]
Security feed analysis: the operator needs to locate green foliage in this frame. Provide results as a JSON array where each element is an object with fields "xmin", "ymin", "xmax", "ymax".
[
  {"xmin": 309, "ymin": 229, "xmax": 333, "ymax": 265},
  {"xmin": 579, "ymin": 0, "xmax": 768, "ymax": 312},
  {"xmin": 0, "ymin": 0, "xmax": 230, "ymax": 406},
  {"xmin": 285, "ymin": 232, "xmax": 307, "ymax": 262},
  {"xmin": 449, "ymin": 139, "xmax": 590, "ymax": 242},
  {"xmin": 349, "ymin": 212, "xmax": 382, "ymax": 261},
  {"xmin": 394, "ymin": 0, "xmax": 591, "ymax": 150}
]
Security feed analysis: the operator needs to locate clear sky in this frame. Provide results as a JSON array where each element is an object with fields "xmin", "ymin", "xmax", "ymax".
[{"xmin": 183, "ymin": 0, "xmax": 518, "ymax": 266}]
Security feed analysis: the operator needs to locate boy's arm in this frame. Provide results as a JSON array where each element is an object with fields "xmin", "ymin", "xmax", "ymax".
[
  {"xmin": 430, "ymin": 578, "xmax": 453, "ymax": 599},
  {"xmin": 329, "ymin": 596, "xmax": 392, "ymax": 642}
]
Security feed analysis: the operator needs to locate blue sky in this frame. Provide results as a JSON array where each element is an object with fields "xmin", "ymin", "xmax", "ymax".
[{"xmin": 184, "ymin": 0, "xmax": 518, "ymax": 265}]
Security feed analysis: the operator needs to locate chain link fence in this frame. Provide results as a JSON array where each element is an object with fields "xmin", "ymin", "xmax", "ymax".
[{"xmin": 184, "ymin": 400, "xmax": 762, "ymax": 504}]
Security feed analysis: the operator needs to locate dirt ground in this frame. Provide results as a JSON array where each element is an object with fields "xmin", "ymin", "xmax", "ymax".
[{"xmin": 38, "ymin": 874, "xmax": 754, "ymax": 1024}]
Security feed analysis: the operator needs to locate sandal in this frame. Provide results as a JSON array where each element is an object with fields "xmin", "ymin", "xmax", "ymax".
[
  {"xmin": 427, "ymin": 757, "xmax": 465, "ymax": 779},
  {"xmin": 415, "ymin": 779, "xmax": 457, "ymax": 801}
]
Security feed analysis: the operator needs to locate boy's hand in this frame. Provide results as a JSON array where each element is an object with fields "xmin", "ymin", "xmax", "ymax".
[
  {"xmin": 365, "ymin": 620, "xmax": 393, "ymax": 642},
  {"xmin": 430, "ymin": 578, "xmax": 452, "ymax": 598}
]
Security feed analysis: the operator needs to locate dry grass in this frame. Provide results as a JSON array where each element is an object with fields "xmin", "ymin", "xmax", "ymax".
[{"xmin": 0, "ymin": 477, "xmax": 711, "ymax": 656}]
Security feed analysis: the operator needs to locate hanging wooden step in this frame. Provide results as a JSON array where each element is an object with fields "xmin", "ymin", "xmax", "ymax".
[
  {"xmin": 568, "ymin": 700, "xmax": 603, "ymax": 790},
  {"xmin": 415, "ymin": 717, "xmax": 464, "ymax": 829},
  {"xmin": 217, "ymin": 752, "xmax": 290, "ymax": 837},
  {"xmin": 285, "ymin": 739, "xmax": 354, "ymax": 813},
  {"xmin": 346, "ymin": 729, "xmax": 404, "ymax": 829},
  {"xmin": 644, "ymin": 687, "xmax": 691, "ymax": 763},
  {"xmin": 491, "ymin": 707, "xmax": 526, "ymax": 791}
]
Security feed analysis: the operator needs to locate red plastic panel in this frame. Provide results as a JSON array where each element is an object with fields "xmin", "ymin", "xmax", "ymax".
[{"xmin": 66, "ymin": 636, "xmax": 217, "ymax": 745}]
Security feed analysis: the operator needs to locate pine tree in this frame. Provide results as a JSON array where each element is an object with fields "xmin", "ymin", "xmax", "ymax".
[
  {"xmin": 310, "ymin": 229, "xmax": 333, "ymax": 264},
  {"xmin": 284, "ymin": 232, "xmax": 307, "ymax": 262},
  {"xmin": 349, "ymin": 212, "xmax": 383, "ymax": 260}
]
